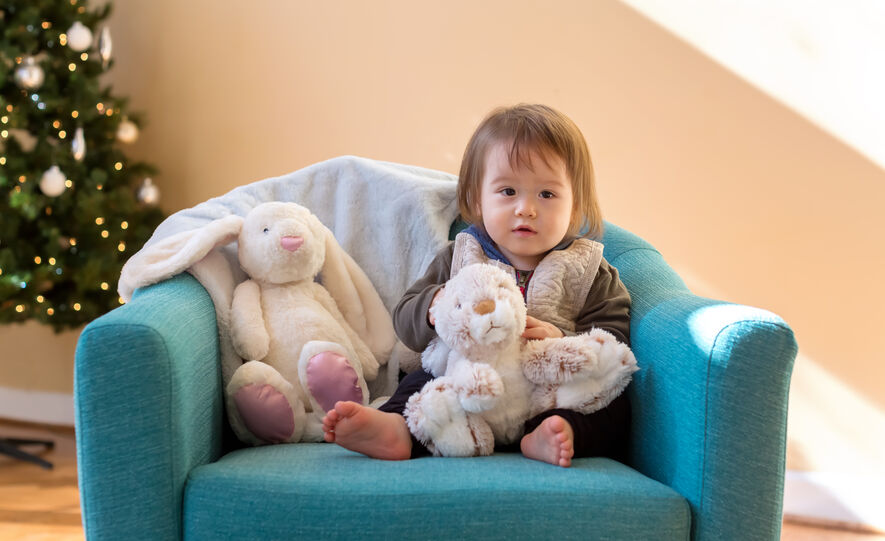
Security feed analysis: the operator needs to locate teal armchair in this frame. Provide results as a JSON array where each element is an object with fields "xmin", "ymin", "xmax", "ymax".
[{"xmin": 75, "ymin": 182, "xmax": 796, "ymax": 540}]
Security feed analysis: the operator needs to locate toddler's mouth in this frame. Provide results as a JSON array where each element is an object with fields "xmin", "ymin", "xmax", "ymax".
[{"xmin": 512, "ymin": 225, "xmax": 536, "ymax": 235}]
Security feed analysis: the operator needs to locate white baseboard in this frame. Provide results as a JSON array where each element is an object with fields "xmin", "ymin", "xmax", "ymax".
[
  {"xmin": 0, "ymin": 386, "xmax": 75, "ymax": 426},
  {"xmin": 784, "ymin": 469, "xmax": 885, "ymax": 533}
]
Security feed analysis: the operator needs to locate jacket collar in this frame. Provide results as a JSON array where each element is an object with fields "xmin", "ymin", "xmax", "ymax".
[{"xmin": 463, "ymin": 224, "xmax": 575, "ymax": 269}]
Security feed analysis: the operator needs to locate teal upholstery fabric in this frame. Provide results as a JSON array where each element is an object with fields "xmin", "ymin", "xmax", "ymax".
[
  {"xmin": 74, "ymin": 221, "xmax": 797, "ymax": 541},
  {"xmin": 183, "ymin": 444, "xmax": 689, "ymax": 540},
  {"xmin": 75, "ymin": 274, "xmax": 224, "ymax": 540},
  {"xmin": 601, "ymin": 223, "xmax": 798, "ymax": 540}
]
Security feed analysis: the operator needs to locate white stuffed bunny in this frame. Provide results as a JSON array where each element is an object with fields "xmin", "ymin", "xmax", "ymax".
[
  {"xmin": 118, "ymin": 201, "xmax": 396, "ymax": 446},
  {"xmin": 404, "ymin": 263, "xmax": 638, "ymax": 457},
  {"xmin": 221, "ymin": 201, "xmax": 399, "ymax": 444}
]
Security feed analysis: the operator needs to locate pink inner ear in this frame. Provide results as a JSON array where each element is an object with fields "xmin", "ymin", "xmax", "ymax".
[{"xmin": 280, "ymin": 236, "xmax": 303, "ymax": 251}]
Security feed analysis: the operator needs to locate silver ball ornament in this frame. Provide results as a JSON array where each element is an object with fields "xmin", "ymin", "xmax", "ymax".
[
  {"xmin": 14, "ymin": 56, "xmax": 45, "ymax": 90},
  {"xmin": 116, "ymin": 119, "xmax": 139, "ymax": 143},
  {"xmin": 40, "ymin": 165, "xmax": 68, "ymax": 197},
  {"xmin": 66, "ymin": 21, "xmax": 93, "ymax": 52},
  {"xmin": 137, "ymin": 178, "xmax": 160, "ymax": 205}
]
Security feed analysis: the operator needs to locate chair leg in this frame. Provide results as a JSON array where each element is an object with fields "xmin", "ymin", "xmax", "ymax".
[{"xmin": 0, "ymin": 437, "xmax": 54, "ymax": 469}]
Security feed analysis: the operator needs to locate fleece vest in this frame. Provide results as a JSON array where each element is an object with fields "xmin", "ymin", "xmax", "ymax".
[{"xmin": 450, "ymin": 232, "xmax": 604, "ymax": 333}]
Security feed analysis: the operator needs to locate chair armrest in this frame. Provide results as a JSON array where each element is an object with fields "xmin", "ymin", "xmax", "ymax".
[
  {"xmin": 604, "ymin": 224, "xmax": 798, "ymax": 540},
  {"xmin": 629, "ymin": 290, "xmax": 797, "ymax": 541},
  {"xmin": 74, "ymin": 273, "xmax": 224, "ymax": 541}
]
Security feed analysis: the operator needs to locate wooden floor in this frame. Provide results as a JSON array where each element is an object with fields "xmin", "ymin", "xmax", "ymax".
[{"xmin": 0, "ymin": 419, "xmax": 882, "ymax": 541}]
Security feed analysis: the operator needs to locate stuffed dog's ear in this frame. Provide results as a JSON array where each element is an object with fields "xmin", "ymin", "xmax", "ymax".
[
  {"xmin": 118, "ymin": 215, "xmax": 244, "ymax": 301},
  {"xmin": 318, "ymin": 224, "xmax": 396, "ymax": 364}
]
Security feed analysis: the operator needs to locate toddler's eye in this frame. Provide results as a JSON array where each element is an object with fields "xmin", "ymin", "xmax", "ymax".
[
  {"xmin": 500, "ymin": 188, "xmax": 516, "ymax": 196},
  {"xmin": 263, "ymin": 227, "xmax": 269, "ymax": 233},
  {"xmin": 456, "ymin": 303, "xmax": 462, "ymax": 310},
  {"xmin": 540, "ymin": 190, "xmax": 555, "ymax": 199}
]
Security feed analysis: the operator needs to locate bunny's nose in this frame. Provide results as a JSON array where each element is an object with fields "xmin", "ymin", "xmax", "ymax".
[
  {"xmin": 474, "ymin": 299, "xmax": 495, "ymax": 315},
  {"xmin": 280, "ymin": 236, "xmax": 304, "ymax": 252}
]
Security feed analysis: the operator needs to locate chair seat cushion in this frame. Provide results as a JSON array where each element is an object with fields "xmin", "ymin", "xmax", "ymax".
[{"xmin": 184, "ymin": 444, "xmax": 689, "ymax": 540}]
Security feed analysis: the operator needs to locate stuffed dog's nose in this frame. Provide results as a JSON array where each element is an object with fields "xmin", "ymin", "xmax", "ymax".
[
  {"xmin": 474, "ymin": 299, "xmax": 495, "ymax": 315},
  {"xmin": 280, "ymin": 236, "xmax": 303, "ymax": 252}
]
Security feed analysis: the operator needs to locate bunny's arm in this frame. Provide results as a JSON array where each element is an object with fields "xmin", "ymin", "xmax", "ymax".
[
  {"xmin": 309, "ymin": 282, "xmax": 380, "ymax": 381},
  {"xmin": 230, "ymin": 279, "xmax": 270, "ymax": 361}
]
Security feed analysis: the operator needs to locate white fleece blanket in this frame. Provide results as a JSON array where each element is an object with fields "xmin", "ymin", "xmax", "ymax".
[{"xmin": 119, "ymin": 155, "xmax": 459, "ymax": 398}]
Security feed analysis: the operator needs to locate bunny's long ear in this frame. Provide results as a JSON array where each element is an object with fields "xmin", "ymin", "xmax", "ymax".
[
  {"xmin": 319, "ymin": 225, "xmax": 396, "ymax": 363},
  {"xmin": 118, "ymin": 215, "xmax": 244, "ymax": 301}
]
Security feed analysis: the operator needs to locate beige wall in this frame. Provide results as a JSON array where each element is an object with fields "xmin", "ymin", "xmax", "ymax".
[{"xmin": 3, "ymin": 0, "xmax": 883, "ymax": 475}]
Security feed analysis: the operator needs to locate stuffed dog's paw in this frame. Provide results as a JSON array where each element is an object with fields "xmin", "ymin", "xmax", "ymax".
[{"xmin": 452, "ymin": 361, "xmax": 504, "ymax": 412}]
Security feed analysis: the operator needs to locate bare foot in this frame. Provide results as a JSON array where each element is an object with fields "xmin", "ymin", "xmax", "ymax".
[
  {"xmin": 520, "ymin": 415, "xmax": 575, "ymax": 467},
  {"xmin": 321, "ymin": 401, "xmax": 412, "ymax": 460}
]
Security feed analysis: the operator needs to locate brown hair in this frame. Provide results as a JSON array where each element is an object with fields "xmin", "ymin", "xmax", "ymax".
[{"xmin": 457, "ymin": 103, "xmax": 602, "ymax": 238}]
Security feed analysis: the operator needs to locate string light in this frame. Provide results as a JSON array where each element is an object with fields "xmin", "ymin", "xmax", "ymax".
[
  {"xmin": 18, "ymin": 175, "xmax": 26, "ymax": 183},
  {"xmin": 16, "ymin": 305, "xmax": 25, "ymax": 313},
  {"xmin": 6, "ymin": 105, "xmax": 13, "ymax": 112},
  {"xmin": 48, "ymin": 257, "xmax": 56, "ymax": 265},
  {"xmin": 52, "ymin": 120, "xmax": 61, "ymax": 128},
  {"xmin": 47, "ymin": 308, "xmax": 55, "ymax": 315},
  {"xmin": 1, "ymin": 116, "xmax": 8, "ymax": 123},
  {"xmin": 36, "ymin": 296, "xmax": 44, "ymax": 303},
  {"xmin": 118, "ymin": 297, "xmax": 125, "ymax": 305},
  {"xmin": 73, "ymin": 303, "xmax": 81, "ymax": 311},
  {"xmin": 100, "ymin": 282, "xmax": 109, "ymax": 290},
  {"xmin": 121, "ymin": 221, "xmax": 129, "ymax": 229},
  {"xmin": 101, "ymin": 230, "xmax": 109, "ymax": 238},
  {"xmin": 69, "ymin": 238, "xmax": 77, "ymax": 246},
  {"xmin": 80, "ymin": 53, "xmax": 88, "ymax": 61},
  {"xmin": 42, "ymin": 21, "xmax": 51, "ymax": 29},
  {"xmin": 68, "ymin": 63, "xmax": 76, "ymax": 72},
  {"xmin": 1, "ymin": 130, "xmax": 8, "ymax": 138},
  {"xmin": 71, "ymin": 111, "xmax": 79, "ymax": 119},
  {"xmin": 34, "ymin": 256, "xmax": 42, "ymax": 264},
  {"xmin": 95, "ymin": 217, "xmax": 104, "ymax": 225},
  {"xmin": 0, "ymin": 157, "xmax": 6, "ymax": 165},
  {"xmin": 117, "ymin": 242, "xmax": 125, "ymax": 252},
  {"xmin": 59, "ymin": 130, "xmax": 67, "ymax": 139},
  {"xmin": 59, "ymin": 34, "xmax": 68, "ymax": 46},
  {"xmin": 114, "ymin": 162, "xmax": 123, "ymax": 171},
  {"xmin": 65, "ymin": 180, "xmax": 73, "ymax": 188}
]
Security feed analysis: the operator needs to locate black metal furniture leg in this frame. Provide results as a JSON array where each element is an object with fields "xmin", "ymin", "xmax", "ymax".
[{"xmin": 0, "ymin": 437, "xmax": 55, "ymax": 469}]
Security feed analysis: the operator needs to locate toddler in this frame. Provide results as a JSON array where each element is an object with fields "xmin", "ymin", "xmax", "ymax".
[{"xmin": 322, "ymin": 104, "xmax": 632, "ymax": 467}]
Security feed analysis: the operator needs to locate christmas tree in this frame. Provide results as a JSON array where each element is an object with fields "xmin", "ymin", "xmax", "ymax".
[{"xmin": 0, "ymin": 0, "xmax": 164, "ymax": 330}]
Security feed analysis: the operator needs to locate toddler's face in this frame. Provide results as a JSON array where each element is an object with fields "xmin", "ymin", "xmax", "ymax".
[{"xmin": 478, "ymin": 142, "xmax": 573, "ymax": 270}]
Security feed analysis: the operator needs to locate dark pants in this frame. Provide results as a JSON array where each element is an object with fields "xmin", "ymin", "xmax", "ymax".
[{"xmin": 379, "ymin": 370, "xmax": 631, "ymax": 461}]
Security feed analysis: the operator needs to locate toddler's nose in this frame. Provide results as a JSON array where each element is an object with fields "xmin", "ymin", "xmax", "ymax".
[
  {"xmin": 474, "ymin": 299, "xmax": 495, "ymax": 315},
  {"xmin": 280, "ymin": 236, "xmax": 303, "ymax": 252}
]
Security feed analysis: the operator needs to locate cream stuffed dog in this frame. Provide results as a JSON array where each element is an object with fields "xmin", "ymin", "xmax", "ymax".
[{"xmin": 404, "ymin": 263, "xmax": 638, "ymax": 457}]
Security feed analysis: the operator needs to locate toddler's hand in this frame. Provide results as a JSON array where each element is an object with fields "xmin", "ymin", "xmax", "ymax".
[
  {"xmin": 428, "ymin": 286, "xmax": 445, "ymax": 326},
  {"xmin": 522, "ymin": 315, "xmax": 564, "ymax": 340}
]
